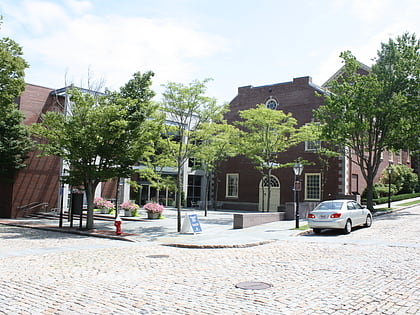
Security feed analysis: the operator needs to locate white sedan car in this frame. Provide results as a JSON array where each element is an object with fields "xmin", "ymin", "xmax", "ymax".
[{"xmin": 307, "ymin": 200, "xmax": 372, "ymax": 234}]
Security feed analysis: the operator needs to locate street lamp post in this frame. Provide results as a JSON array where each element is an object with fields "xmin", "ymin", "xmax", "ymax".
[
  {"xmin": 293, "ymin": 162, "xmax": 304, "ymax": 229},
  {"xmin": 387, "ymin": 165, "xmax": 393, "ymax": 209}
]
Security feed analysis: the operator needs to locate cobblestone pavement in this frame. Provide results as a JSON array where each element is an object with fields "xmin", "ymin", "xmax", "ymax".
[{"xmin": 0, "ymin": 206, "xmax": 419, "ymax": 314}]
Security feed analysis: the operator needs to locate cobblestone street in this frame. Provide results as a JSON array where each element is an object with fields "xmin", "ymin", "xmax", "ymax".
[{"xmin": 0, "ymin": 206, "xmax": 419, "ymax": 314}]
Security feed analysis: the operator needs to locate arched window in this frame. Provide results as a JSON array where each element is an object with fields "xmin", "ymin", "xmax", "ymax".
[{"xmin": 260, "ymin": 175, "xmax": 280, "ymax": 188}]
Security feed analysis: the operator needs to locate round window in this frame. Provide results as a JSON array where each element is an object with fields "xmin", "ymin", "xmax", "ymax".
[{"xmin": 266, "ymin": 98, "xmax": 278, "ymax": 110}]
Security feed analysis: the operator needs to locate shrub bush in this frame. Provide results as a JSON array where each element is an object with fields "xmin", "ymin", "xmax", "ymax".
[{"xmin": 373, "ymin": 192, "xmax": 420, "ymax": 205}]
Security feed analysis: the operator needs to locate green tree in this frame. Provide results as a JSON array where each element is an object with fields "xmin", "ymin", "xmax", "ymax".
[
  {"xmin": 136, "ymin": 112, "xmax": 177, "ymax": 205},
  {"xmin": 192, "ymin": 121, "xmax": 240, "ymax": 215},
  {"xmin": 315, "ymin": 52, "xmax": 389, "ymax": 210},
  {"xmin": 315, "ymin": 33, "xmax": 419, "ymax": 210},
  {"xmin": 237, "ymin": 104, "xmax": 315, "ymax": 212},
  {"xmin": 32, "ymin": 78, "xmax": 156, "ymax": 229},
  {"xmin": 160, "ymin": 79, "xmax": 225, "ymax": 231},
  {"xmin": 0, "ymin": 18, "xmax": 33, "ymax": 182},
  {"xmin": 380, "ymin": 164, "xmax": 418, "ymax": 194},
  {"xmin": 372, "ymin": 33, "xmax": 420, "ymax": 151}
]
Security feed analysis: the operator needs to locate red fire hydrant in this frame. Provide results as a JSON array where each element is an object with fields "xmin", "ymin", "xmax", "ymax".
[{"xmin": 114, "ymin": 217, "xmax": 122, "ymax": 235}]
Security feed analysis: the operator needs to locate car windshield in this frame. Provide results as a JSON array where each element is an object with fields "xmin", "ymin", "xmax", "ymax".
[{"xmin": 315, "ymin": 201, "xmax": 343, "ymax": 211}]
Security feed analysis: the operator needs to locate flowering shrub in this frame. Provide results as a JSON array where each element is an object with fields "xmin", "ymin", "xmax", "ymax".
[
  {"xmin": 144, "ymin": 202, "xmax": 164, "ymax": 213},
  {"xmin": 94, "ymin": 197, "xmax": 115, "ymax": 212},
  {"xmin": 120, "ymin": 201, "xmax": 140, "ymax": 213}
]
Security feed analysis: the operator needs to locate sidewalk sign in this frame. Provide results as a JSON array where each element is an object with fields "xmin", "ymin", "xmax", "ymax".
[{"xmin": 181, "ymin": 213, "xmax": 202, "ymax": 234}]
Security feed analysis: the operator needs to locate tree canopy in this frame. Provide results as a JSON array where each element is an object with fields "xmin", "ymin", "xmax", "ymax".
[
  {"xmin": 372, "ymin": 32, "xmax": 420, "ymax": 151},
  {"xmin": 237, "ymin": 104, "xmax": 316, "ymax": 211},
  {"xmin": 32, "ymin": 72, "xmax": 157, "ymax": 229},
  {"xmin": 160, "ymin": 78, "xmax": 225, "ymax": 231},
  {"xmin": 0, "ymin": 18, "xmax": 33, "ymax": 181},
  {"xmin": 192, "ymin": 120, "xmax": 240, "ymax": 214},
  {"xmin": 314, "ymin": 32, "xmax": 419, "ymax": 210}
]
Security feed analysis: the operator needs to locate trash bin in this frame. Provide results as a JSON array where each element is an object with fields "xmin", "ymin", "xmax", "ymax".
[{"xmin": 71, "ymin": 193, "xmax": 83, "ymax": 215}]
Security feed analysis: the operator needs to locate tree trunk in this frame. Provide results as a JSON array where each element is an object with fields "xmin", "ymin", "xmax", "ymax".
[
  {"xmin": 176, "ymin": 167, "xmax": 182, "ymax": 232},
  {"xmin": 365, "ymin": 174, "xmax": 375, "ymax": 211},
  {"xmin": 204, "ymin": 172, "xmax": 209, "ymax": 216},
  {"xmin": 85, "ymin": 181, "xmax": 97, "ymax": 230},
  {"xmin": 266, "ymin": 169, "xmax": 272, "ymax": 212}
]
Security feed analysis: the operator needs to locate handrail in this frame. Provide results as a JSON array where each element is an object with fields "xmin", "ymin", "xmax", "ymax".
[
  {"xmin": 16, "ymin": 202, "xmax": 41, "ymax": 210},
  {"xmin": 16, "ymin": 202, "xmax": 49, "ymax": 218}
]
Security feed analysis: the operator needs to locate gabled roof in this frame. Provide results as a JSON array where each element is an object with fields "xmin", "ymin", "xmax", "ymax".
[
  {"xmin": 50, "ymin": 86, "xmax": 105, "ymax": 96},
  {"xmin": 322, "ymin": 61, "xmax": 371, "ymax": 89}
]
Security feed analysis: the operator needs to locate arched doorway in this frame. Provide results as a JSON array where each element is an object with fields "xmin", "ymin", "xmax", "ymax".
[{"xmin": 259, "ymin": 175, "xmax": 280, "ymax": 212}]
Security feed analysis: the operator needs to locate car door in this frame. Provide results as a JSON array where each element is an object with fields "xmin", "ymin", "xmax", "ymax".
[{"xmin": 350, "ymin": 201, "xmax": 364, "ymax": 226}]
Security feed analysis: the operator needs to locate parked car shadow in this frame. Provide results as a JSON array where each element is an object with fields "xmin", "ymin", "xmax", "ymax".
[
  {"xmin": 303, "ymin": 225, "xmax": 366, "ymax": 237},
  {"xmin": 374, "ymin": 211, "xmax": 419, "ymax": 221}
]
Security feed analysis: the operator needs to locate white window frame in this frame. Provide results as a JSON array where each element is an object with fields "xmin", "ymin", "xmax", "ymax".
[
  {"xmin": 388, "ymin": 151, "xmax": 393, "ymax": 162},
  {"xmin": 397, "ymin": 150, "xmax": 402, "ymax": 164},
  {"xmin": 265, "ymin": 97, "xmax": 278, "ymax": 110},
  {"xmin": 226, "ymin": 173, "xmax": 239, "ymax": 198},
  {"xmin": 305, "ymin": 140, "xmax": 321, "ymax": 152},
  {"xmin": 304, "ymin": 122, "xmax": 321, "ymax": 152},
  {"xmin": 304, "ymin": 173, "xmax": 321, "ymax": 201}
]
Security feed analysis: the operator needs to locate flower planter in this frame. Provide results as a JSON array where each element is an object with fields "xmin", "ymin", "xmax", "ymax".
[
  {"xmin": 147, "ymin": 212, "xmax": 161, "ymax": 219},
  {"xmin": 124, "ymin": 210, "xmax": 132, "ymax": 217}
]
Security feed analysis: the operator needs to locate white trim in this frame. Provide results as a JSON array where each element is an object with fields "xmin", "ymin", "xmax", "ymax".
[
  {"xmin": 226, "ymin": 173, "xmax": 239, "ymax": 198},
  {"xmin": 304, "ymin": 173, "xmax": 321, "ymax": 201}
]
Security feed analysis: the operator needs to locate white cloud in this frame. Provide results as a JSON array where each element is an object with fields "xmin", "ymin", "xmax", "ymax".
[{"xmin": 2, "ymin": 0, "xmax": 228, "ymax": 93}]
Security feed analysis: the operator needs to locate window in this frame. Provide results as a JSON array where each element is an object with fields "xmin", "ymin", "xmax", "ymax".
[
  {"xmin": 265, "ymin": 97, "xmax": 278, "ymax": 110},
  {"xmin": 305, "ymin": 173, "xmax": 321, "ymax": 201},
  {"xmin": 351, "ymin": 174, "xmax": 358, "ymax": 194},
  {"xmin": 305, "ymin": 140, "xmax": 321, "ymax": 152},
  {"xmin": 397, "ymin": 150, "xmax": 402, "ymax": 164},
  {"xmin": 226, "ymin": 173, "xmax": 239, "ymax": 198}
]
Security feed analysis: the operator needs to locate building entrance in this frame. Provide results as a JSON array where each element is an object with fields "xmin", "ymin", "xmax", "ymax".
[{"xmin": 258, "ymin": 175, "xmax": 280, "ymax": 212}]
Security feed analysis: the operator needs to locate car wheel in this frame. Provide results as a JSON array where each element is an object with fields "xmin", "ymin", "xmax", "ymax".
[
  {"xmin": 313, "ymin": 228, "xmax": 322, "ymax": 234},
  {"xmin": 343, "ymin": 220, "xmax": 352, "ymax": 234},
  {"xmin": 364, "ymin": 215, "xmax": 372, "ymax": 228}
]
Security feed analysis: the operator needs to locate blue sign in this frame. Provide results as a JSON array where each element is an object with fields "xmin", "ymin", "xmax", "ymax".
[{"xmin": 188, "ymin": 214, "xmax": 202, "ymax": 233}]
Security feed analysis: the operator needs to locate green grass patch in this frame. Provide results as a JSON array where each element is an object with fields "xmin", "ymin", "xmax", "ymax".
[
  {"xmin": 398, "ymin": 200, "xmax": 420, "ymax": 207},
  {"xmin": 292, "ymin": 224, "xmax": 309, "ymax": 230}
]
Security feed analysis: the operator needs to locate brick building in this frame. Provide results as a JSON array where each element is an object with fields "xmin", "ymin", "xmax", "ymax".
[
  {"xmin": 215, "ymin": 76, "xmax": 411, "ymax": 217},
  {"xmin": 0, "ymin": 84, "xmax": 63, "ymax": 218},
  {"xmin": 3, "ymin": 75, "xmax": 412, "ymax": 218}
]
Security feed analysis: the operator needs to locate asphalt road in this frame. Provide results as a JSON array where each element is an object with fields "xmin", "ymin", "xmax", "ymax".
[{"xmin": 0, "ymin": 205, "xmax": 419, "ymax": 314}]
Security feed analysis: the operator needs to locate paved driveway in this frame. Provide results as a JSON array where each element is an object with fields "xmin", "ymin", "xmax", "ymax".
[{"xmin": 0, "ymin": 206, "xmax": 419, "ymax": 314}]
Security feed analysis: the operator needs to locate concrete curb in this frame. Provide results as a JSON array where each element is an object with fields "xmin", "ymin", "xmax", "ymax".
[{"xmin": 163, "ymin": 240, "xmax": 276, "ymax": 249}]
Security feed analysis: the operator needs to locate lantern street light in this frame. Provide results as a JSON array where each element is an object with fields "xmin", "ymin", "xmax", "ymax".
[
  {"xmin": 293, "ymin": 162, "xmax": 304, "ymax": 229},
  {"xmin": 387, "ymin": 164, "xmax": 393, "ymax": 209}
]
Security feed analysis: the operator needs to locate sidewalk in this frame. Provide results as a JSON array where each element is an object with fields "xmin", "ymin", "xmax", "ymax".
[{"xmin": 1, "ymin": 197, "xmax": 418, "ymax": 248}]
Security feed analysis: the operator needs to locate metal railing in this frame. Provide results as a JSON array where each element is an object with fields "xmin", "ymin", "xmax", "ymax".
[{"xmin": 16, "ymin": 202, "xmax": 49, "ymax": 218}]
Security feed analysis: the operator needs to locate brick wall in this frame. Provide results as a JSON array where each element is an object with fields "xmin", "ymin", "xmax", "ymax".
[
  {"xmin": 217, "ymin": 77, "xmax": 342, "ymax": 211},
  {"xmin": 9, "ymin": 84, "xmax": 63, "ymax": 218}
]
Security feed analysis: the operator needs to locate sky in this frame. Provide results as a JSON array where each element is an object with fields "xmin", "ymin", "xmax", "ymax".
[{"xmin": 1, "ymin": 0, "xmax": 419, "ymax": 103}]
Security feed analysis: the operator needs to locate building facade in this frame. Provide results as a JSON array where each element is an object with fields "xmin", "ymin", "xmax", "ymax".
[
  {"xmin": 0, "ymin": 84, "xmax": 63, "ymax": 218},
  {"xmin": 4, "ymin": 76, "xmax": 412, "ymax": 218},
  {"xmin": 214, "ymin": 76, "xmax": 411, "ymax": 217}
]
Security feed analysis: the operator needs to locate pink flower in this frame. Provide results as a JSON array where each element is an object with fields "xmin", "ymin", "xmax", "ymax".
[
  {"xmin": 94, "ymin": 197, "xmax": 114, "ymax": 210},
  {"xmin": 144, "ymin": 203, "xmax": 164, "ymax": 213},
  {"xmin": 120, "ymin": 201, "xmax": 140, "ymax": 211}
]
